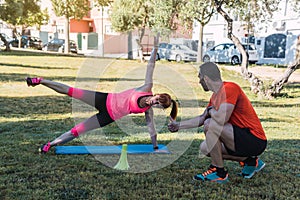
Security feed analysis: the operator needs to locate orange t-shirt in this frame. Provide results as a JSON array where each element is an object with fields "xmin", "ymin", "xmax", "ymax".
[{"xmin": 208, "ymin": 82, "xmax": 266, "ymax": 140}]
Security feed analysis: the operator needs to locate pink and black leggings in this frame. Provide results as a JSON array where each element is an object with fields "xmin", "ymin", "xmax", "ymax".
[{"xmin": 67, "ymin": 87, "xmax": 114, "ymax": 137}]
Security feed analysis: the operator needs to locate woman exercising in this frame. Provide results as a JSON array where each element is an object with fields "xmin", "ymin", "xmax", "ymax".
[{"xmin": 27, "ymin": 34, "xmax": 177, "ymax": 153}]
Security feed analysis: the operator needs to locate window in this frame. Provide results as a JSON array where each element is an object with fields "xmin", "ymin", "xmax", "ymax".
[
  {"xmin": 264, "ymin": 34, "xmax": 286, "ymax": 58},
  {"xmin": 159, "ymin": 43, "xmax": 167, "ymax": 48},
  {"xmin": 214, "ymin": 45, "xmax": 225, "ymax": 51}
]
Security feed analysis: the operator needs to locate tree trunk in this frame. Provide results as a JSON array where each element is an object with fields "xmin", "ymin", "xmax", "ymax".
[
  {"xmin": 128, "ymin": 31, "xmax": 133, "ymax": 59},
  {"xmin": 64, "ymin": 16, "xmax": 70, "ymax": 54},
  {"xmin": 136, "ymin": 28, "xmax": 145, "ymax": 63},
  {"xmin": 197, "ymin": 23, "xmax": 204, "ymax": 63},
  {"xmin": 267, "ymin": 62, "xmax": 300, "ymax": 97},
  {"xmin": 215, "ymin": 2, "xmax": 265, "ymax": 95},
  {"xmin": 18, "ymin": 27, "xmax": 23, "ymax": 49}
]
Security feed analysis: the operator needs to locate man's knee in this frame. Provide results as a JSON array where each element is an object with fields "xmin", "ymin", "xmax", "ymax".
[{"xmin": 203, "ymin": 119, "xmax": 210, "ymax": 133}]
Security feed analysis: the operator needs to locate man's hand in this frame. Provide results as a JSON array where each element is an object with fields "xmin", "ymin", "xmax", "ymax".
[{"xmin": 168, "ymin": 117, "xmax": 179, "ymax": 132}]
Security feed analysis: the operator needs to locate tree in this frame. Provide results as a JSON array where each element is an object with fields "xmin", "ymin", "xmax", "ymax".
[
  {"xmin": 110, "ymin": 0, "xmax": 151, "ymax": 62},
  {"xmin": 214, "ymin": 0, "xmax": 265, "ymax": 94},
  {"xmin": 51, "ymin": 0, "xmax": 89, "ymax": 53},
  {"xmin": 211, "ymin": 0, "xmax": 300, "ymax": 98},
  {"xmin": 0, "ymin": 0, "xmax": 48, "ymax": 50},
  {"xmin": 266, "ymin": 0, "xmax": 300, "ymax": 97},
  {"xmin": 213, "ymin": 0, "xmax": 300, "ymax": 98},
  {"xmin": 110, "ymin": 0, "xmax": 181, "ymax": 62},
  {"xmin": 179, "ymin": 0, "xmax": 215, "ymax": 63}
]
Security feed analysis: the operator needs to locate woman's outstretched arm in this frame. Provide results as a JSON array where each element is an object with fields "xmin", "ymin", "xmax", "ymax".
[
  {"xmin": 145, "ymin": 108, "xmax": 158, "ymax": 149},
  {"xmin": 137, "ymin": 33, "xmax": 160, "ymax": 92}
]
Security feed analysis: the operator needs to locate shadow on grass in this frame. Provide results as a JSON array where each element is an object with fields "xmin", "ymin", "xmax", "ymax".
[
  {"xmin": 0, "ymin": 49, "xmax": 83, "ymax": 57},
  {"xmin": 240, "ymin": 81, "xmax": 300, "ymax": 99},
  {"xmin": 177, "ymin": 98, "xmax": 300, "ymax": 109},
  {"xmin": 0, "ymin": 73, "xmax": 144, "ymax": 83},
  {"xmin": 0, "ymin": 62, "xmax": 76, "ymax": 70},
  {"xmin": 0, "ymin": 49, "xmax": 131, "ymax": 61},
  {"xmin": 0, "ymin": 96, "xmax": 73, "ymax": 117},
  {"xmin": 0, "ymin": 135, "xmax": 298, "ymax": 199},
  {"xmin": 1, "ymin": 95, "xmax": 299, "ymax": 125},
  {"xmin": 251, "ymin": 100, "xmax": 300, "ymax": 107}
]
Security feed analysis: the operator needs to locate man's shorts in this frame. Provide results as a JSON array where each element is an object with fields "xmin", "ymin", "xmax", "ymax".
[{"xmin": 224, "ymin": 125, "xmax": 267, "ymax": 157}]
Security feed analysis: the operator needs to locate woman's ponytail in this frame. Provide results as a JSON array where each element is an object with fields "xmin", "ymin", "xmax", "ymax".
[{"xmin": 170, "ymin": 99, "xmax": 178, "ymax": 120}]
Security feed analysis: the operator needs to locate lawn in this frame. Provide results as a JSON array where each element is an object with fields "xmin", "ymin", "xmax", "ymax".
[{"xmin": 0, "ymin": 51, "xmax": 299, "ymax": 199}]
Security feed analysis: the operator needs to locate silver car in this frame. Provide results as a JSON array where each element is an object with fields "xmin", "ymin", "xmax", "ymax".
[
  {"xmin": 202, "ymin": 43, "xmax": 259, "ymax": 65},
  {"xmin": 164, "ymin": 43, "xmax": 197, "ymax": 62}
]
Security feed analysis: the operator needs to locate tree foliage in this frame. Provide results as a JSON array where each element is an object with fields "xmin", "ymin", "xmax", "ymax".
[
  {"xmin": 51, "ymin": 0, "xmax": 90, "ymax": 19},
  {"xmin": 94, "ymin": 0, "xmax": 113, "ymax": 7},
  {"xmin": 0, "ymin": 0, "xmax": 47, "ymax": 28},
  {"xmin": 179, "ymin": 0, "xmax": 215, "ymax": 62},
  {"xmin": 110, "ymin": 0, "xmax": 150, "ymax": 61},
  {"xmin": 148, "ymin": 0, "xmax": 182, "ymax": 33},
  {"xmin": 179, "ymin": 0, "xmax": 214, "ymax": 30},
  {"xmin": 110, "ymin": 0, "xmax": 150, "ymax": 32},
  {"xmin": 110, "ymin": 0, "xmax": 181, "ymax": 32},
  {"xmin": 110, "ymin": 0, "xmax": 181, "ymax": 61}
]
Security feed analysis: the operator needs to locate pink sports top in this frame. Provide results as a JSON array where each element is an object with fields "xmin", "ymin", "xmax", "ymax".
[{"xmin": 106, "ymin": 88, "xmax": 152, "ymax": 120}]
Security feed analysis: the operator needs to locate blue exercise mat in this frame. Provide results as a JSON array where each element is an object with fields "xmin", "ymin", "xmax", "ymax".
[{"xmin": 55, "ymin": 144, "xmax": 170, "ymax": 155}]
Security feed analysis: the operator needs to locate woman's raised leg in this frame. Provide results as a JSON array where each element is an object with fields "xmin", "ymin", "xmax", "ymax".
[{"xmin": 27, "ymin": 77, "xmax": 103, "ymax": 108}]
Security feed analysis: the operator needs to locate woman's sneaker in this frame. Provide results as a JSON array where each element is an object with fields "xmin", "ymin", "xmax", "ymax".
[
  {"xmin": 239, "ymin": 158, "xmax": 265, "ymax": 179},
  {"xmin": 26, "ymin": 77, "xmax": 43, "ymax": 87},
  {"xmin": 39, "ymin": 142, "xmax": 51, "ymax": 153}
]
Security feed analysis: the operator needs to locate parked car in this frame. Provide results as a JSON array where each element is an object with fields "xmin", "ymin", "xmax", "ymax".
[
  {"xmin": 0, "ymin": 33, "xmax": 13, "ymax": 44},
  {"xmin": 8, "ymin": 35, "xmax": 43, "ymax": 50},
  {"xmin": 42, "ymin": 39, "xmax": 78, "ymax": 54},
  {"xmin": 164, "ymin": 43, "xmax": 197, "ymax": 62},
  {"xmin": 202, "ymin": 43, "xmax": 258, "ymax": 65},
  {"xmin": 157, "ymin": 42, "xmax": 168, "ymax": 60},
  {"xmin": 0, "ymin": 40, "xmax": 4, "ymax": 48},
  {"xmin": 28, "ymin": 37, "xmax": 43, "ymax": 50}
]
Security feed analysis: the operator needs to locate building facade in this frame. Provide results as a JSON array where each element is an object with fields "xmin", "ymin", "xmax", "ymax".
[{"xmin": 37, "ymin": 0, "xmax": 191, "ymax": 57}]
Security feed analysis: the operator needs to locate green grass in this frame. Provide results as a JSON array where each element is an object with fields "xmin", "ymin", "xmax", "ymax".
[{"xmin": 0, "ymin": 51, "xmax": 299, "ymax": 199}]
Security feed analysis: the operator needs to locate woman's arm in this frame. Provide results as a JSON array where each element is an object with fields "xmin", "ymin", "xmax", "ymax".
[
  {"xmin": 145, "ymin": 108, "xmax": 158, "ymax": 148},
  {"xmin": 137, "ymin": 33, "xmax": 160, "ymax": 92}
]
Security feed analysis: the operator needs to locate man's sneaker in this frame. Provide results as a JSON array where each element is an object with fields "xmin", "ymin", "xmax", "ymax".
[
  {"xmin": 39, "ymin": 142, "xmax": 51, "ymax": 153},
  {"xmin": 26, "ymin": 77, "xmax": 43, "ymax": 87},
  {"xmin": 193, "ymin": 166, "xmax": 229, "ymax": 183},
  {"xmin": 193, "ymin": 166, "xmax": 217, "ymax": 181},
  {"xmin": 239, "ymin": 158, "xmax": 265, "ymax": 179},
  {"xmin": 205, "ymin": 171, "xmax": 229, "ymax": 183}
]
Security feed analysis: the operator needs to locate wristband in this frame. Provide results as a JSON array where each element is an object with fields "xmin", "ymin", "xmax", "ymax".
[
  {"xmin": 205, "ymin": 106, "xmax": 213, "ymax": 119},
  {"xmin": 207, "ymin": 106, "xmax": 213, "ymax": 112}
]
